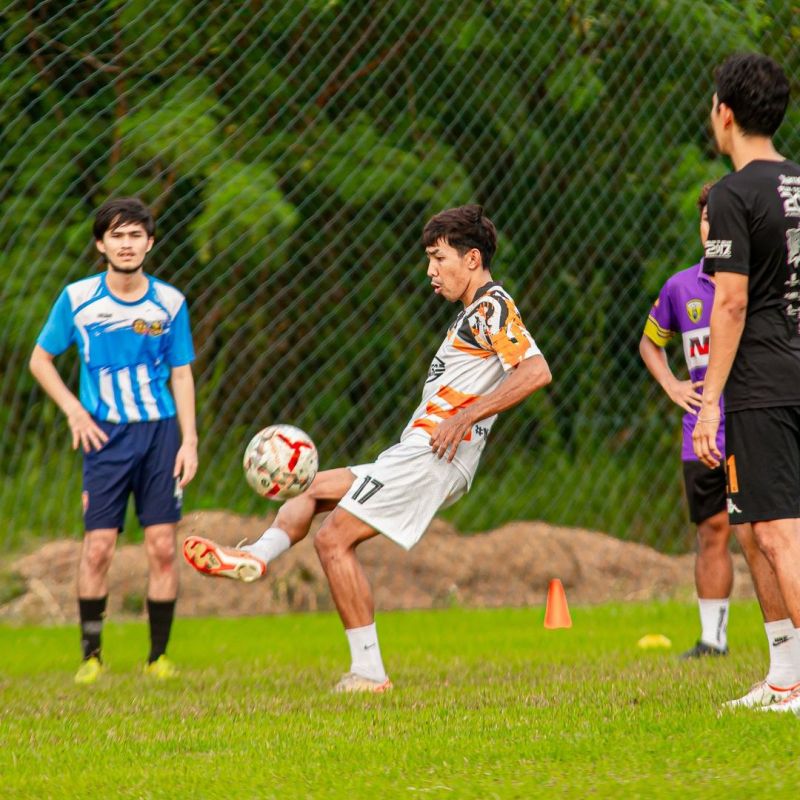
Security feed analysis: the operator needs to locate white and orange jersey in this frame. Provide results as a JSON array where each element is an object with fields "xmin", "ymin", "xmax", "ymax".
[{"xmin": 401, "ymin": 281, "xmax": 541, "ymax": 485}]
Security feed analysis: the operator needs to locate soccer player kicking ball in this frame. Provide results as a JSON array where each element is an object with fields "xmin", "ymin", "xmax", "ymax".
[
  {"xmin": 640, "ymin": 184, "xmax": 796, "ymax": 687},
  {"xmin": 30, "ymin": 198, "xmax": 198, "ymax": 684},
  {"xmin": 694, "ymin": 54, "xmax": 800, "ymax": 712},
  {"xmin": 184, "ymin": 205, "xmax": 552, "ymax": 692}
]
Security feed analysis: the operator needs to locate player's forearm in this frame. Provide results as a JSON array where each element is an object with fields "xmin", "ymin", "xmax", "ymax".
[
  {"xmin": 171, "ymin": 365, "xmax": 198, "ymax": 445},
  {"xmin": 701, "ymin": 293, "xmax": 746, "ymax": 409},
  {"xmin": 638, "ymin": 335, "xmax": 676, "ymax": 394},
  {"xmin": 29, "ymin": 348, "xmax": 83, "ymax": 417},
  {"xmin": 464, "ymin": 354, "xmax": 551, "ymax": 424}
]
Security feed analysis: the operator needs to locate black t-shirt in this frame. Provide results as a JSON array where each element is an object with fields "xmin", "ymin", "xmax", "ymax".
[{"xmin": 703, "ymin": 159, "xmax": 800, "ymax": 411}]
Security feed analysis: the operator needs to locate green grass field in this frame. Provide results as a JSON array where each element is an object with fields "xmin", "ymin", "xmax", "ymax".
[{"xmin": 1, "ymin": 602, "xmax": 798, "ymax": 798}]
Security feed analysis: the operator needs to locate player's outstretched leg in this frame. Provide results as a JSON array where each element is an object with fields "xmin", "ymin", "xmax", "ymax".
[
  {"xmin": 183, "ymin": 468, "xmax": 355, "ymax": 582},
  {"xmin": 313, "ymin": 507, "xmax": 392, "ymax": 694}
]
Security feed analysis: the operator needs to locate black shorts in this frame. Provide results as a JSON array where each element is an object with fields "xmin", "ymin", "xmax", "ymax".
[
  {"xmin": 82, "ymin": 417, "xmax": 182, "ymax": 532},
  {"xmin": 682, "ymin": 461, "xmax": 727, "ymax": 524},
  {"xmin": 725, "ymin": 406, "xmax": 800, "ymax": 525}
]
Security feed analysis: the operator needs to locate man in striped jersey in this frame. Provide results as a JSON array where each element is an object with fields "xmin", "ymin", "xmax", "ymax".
[
  {"xmin": 30, "ymin": 197, "xmax": 197, "ymax": 684},
  {"xmin": 183, "ymin": 205, "xmax": 552, "ymax": 692}
]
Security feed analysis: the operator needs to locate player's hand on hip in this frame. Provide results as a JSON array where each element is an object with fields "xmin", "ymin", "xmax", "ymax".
[
  {"xmin": 692, "ymin": 413, "xmax": 721, "ymax": 469},
  {"xmin": 174, "ymin": 441, "xmax": 198, "ymax": 488},
  {"xmin": 666, "ymin": 377, "xmax": 704, "ymax": 414},
  {"xmin": 67, "ymin": 407, "xmax": 109, "ymax": 452},
  {"xmin": 430, "ymin": 413, "xmax": 472, "ymax": 462}
]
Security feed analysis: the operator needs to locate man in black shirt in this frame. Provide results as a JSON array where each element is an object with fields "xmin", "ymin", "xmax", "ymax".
[{"xmin": 694, "ymin": 53, "xmax": 800, "ymax": 713}]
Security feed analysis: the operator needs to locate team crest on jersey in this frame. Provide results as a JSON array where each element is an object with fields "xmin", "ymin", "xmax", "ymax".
[
  {"xmin": 685, "ymin": 298, "xmax": 703, "ymax": 324},
  {"xmin": 133, "ymin": 319, "xmax": 165, "ymax": 336}
]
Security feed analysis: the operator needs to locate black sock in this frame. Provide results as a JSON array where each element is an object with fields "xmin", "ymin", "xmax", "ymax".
[
  {"xmin": 78, "ymin": 596, "xmax": 107, "ymax": 661},
  {"xmin": 147, "ymin": 598, "xmax": 176, "ymax": 663}
]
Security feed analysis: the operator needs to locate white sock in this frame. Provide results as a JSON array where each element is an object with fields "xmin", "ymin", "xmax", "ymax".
[
  {"xmin": 765, "ymin": 619, "xmax": 800, "ymax": 688},
  {"xmin": 698, "ymin": 598, "xmax": 729, "ymax": 650},
  {"xmin": 242, "ymin": 527, "xmax": 291, "ymax": 564},
  {"xmin": 345, "ymin": 623, "xmax": 387, "ymax": 682}
]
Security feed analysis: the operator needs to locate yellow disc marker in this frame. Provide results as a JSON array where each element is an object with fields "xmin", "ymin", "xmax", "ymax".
[{"xmin": 637, "ymin": 634, "xmax": 672, "ymax": 649}]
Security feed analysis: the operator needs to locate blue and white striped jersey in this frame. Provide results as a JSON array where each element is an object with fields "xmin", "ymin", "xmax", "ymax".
[{"xmin": 37, "ymin": 273, "xmax": 195, "ymax": 423}]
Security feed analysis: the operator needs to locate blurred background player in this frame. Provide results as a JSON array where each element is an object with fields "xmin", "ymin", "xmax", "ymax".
[
  {"xmin": 183, "ymin": 205, "xmax": 552, "ymax": 692},
  {"xmin": 694, "ymin": 54, "xmax": 800, "ymax": 711},
  {"xmin": 640, "ymin": 182, "xmax": 734, "ymax": 658},
  {"xmin": 29, "ymin": 197, "xmax": 198, "ymax": 684}
]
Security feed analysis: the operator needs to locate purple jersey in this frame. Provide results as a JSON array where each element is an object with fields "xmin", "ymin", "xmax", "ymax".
[{"xmin": 644, "ymin": 260, "xmax": 725, "ymax": 462}]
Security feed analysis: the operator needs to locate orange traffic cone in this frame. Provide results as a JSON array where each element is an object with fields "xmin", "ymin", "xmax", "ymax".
[{"xmin": 544, "ymin": 578, "xmax": 572, "ymax": 629}]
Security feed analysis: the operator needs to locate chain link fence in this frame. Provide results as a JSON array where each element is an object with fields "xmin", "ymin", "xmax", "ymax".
[{"xmin": 1, "ymin": 1, "xmax": 798, "ymax": 551}]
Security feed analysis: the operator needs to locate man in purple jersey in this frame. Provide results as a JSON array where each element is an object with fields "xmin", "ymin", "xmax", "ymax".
[{"xmin": 640, "ymin": 183, "xmax": 733, "ymax": 658}]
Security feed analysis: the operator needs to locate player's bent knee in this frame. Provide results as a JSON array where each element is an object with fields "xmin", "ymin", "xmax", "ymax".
[
  {"xmin": 83, "ymin": 539, "xmax": 115, "ymax": 574},
  {"xmin": 313, "ymin": 520, "xmax": 347, "ymax": 562}
]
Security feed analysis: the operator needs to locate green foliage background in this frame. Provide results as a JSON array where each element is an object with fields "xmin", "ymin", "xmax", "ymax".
[{"xmin": 1, "ymin": 1, "xmax": 798, "ymax": 549}]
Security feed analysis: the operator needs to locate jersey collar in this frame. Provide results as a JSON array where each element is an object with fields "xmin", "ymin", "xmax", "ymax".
[
  {"xmin": 696, "ymin": 259, "xmax": 713, "ymax": 286},
  {"xmin": 470, "ymin": 280, "xmax": 502, "ymax": 305},
  {"xmin": 102, "ymin": 272, "xmax": 153, "ymax": 306}
]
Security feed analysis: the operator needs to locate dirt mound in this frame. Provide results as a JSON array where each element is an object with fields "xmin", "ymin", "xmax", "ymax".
[{"xmin": 1, "ymin": 510, "xmax": 755, "ymax": 623}]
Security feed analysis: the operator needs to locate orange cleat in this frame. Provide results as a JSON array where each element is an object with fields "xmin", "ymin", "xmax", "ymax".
[{"xmin": 182, "ymin": 535, "xmax": 266, "ymax": 583}]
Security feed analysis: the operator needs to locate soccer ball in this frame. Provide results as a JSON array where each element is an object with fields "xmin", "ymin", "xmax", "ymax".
[{"xmin": 243, "ymin": 424, "xmax": 318, "ymax": 500}]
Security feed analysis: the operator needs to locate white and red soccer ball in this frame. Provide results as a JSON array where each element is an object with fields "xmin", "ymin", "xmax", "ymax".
[{"xmin": 243, "ymin": 424, "xmax": 318, "ymax": 500}]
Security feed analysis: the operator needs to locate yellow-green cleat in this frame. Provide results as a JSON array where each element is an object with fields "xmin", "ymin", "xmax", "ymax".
[
  {"xmin": 143, "ymin": 655, "xmax": 178, "ymax": 680},
  {"xmin": 74, "ymin": 656, "xmax": 106, "ymax": 685}
]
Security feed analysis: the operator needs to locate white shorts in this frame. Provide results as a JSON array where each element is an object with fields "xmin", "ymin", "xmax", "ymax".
[{"xmin": 339, "ymin": 441, "xmax": 468, "ymax": 550}]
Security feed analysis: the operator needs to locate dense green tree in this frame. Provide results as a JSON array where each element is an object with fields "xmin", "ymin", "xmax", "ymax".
[{"xmin": 1, "ymin": 0, "xmax": 797, "ymax": 548}]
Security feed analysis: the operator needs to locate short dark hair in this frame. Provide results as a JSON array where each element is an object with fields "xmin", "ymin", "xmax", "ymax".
[
  {"xmin": 715, "ymin": 53, "xmax": 789, "ymax": 137},
  {"xmin": 93, "ymin": 197, "xmax": 155, "ymax": 241},
  {"xmin": 697, "ymin": 181, "xmax": 715, "ymax": 213},
  {"xmin": 422, "ymin": 204, "xmax": 497, "ymax": 270}
]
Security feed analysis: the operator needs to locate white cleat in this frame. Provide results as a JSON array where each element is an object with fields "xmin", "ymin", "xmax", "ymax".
[
  {"xmin": 333, "ymin": 672, "xmax": 393, "ymax": 694},
  {"xmin": 761, "ymin": 685, "xmax": 800, "ymax": 714},
  {"xmin": 724, "ymin": 679, "xmax": 800, "ymax": 709},
  {"xmin": 182, "ymin": 535, "xmax": 267, "ymax": 583}
]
